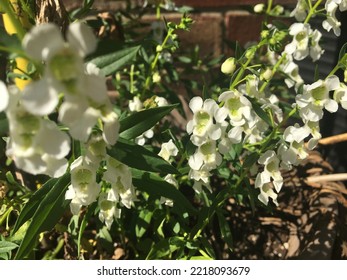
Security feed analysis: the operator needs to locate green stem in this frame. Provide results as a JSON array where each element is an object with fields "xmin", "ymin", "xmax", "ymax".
[
  {"xmin": 130, "ymin": 64, "xmax": 135, "ymax": 95},
  {"xmin": 0, "ymin": 0, "xmax": 26, "ymax": 40},
  {"xmin": 304, "ymin": 0, "xmax": 324, "ymax": 24},
  {"xmin": 266, "ymin": 0, "xmax": 273, "ymax": 14},
  {"xmin": 0, "ymin": 206, "xmax": 13, "ymax": 226},
  {"xmin": 259, "ymin": 53, "xmax": 287, "ymax": 93},
  {"xmin": 142, "ymin": 28, "xmax": 174, "ymax": 95}
]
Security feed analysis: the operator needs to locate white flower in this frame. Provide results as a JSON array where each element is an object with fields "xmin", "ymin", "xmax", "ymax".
[
  {"xmin": 256, "ymin": 182, "xmax": 279, "ymax": 206},
  {"xmin": 281, "ymin": 57, "xmax": 304, "ymax": 89},
  {"xmin": 238, "ymin": 75, "xmax": 262, "ymax": 99},
  {"xmin": 279, "ymin": 124, "xmax": 310, "ymax": 168},
  {"xmin": 296, "ymin": 76, "xmax": 340, "ymax": 122},
  {"xmin": 254, "ymin": 150, "xmax": 283, "ymax": 206},
  {"xmin": 65, "ymin": 156, "xmax": 101, "ymax": 215},
  {"xmin": 256, "ymin": 150, "xmax": 283, "ymax": 193},
  {"xmin": 290, "ymin": 0, "xmax": 308, "ymax": 21},
  {"xmin": 215, "ymin": 90, "xmax": 251, "ymax": 126},
  {"xmin": 285, "ymin": 23, "xmax": 311, "ymax": 60},
  {"xmin": 186, "ymin": 96, "xmax": 221, "ymax": 146},
  {"xmin": 135, "ymin": 129, "xmax": 154, "ymax": 146},
  {"xmin": 103, "ymin": 157, "xmax": 136, "ymax": 209},
  {"xmin": 158, "ymin": 139, "xmax": 178, "ymax": 161},
  {"xmin": 0, "ymin": 81, "xmax": 9, "ymax": 112},
  {"xmin": 323, "ymin": 0, "xmax": 341, "ymax": 36},
  {"xmin": 310, "ymin": 29, "xmax": 324, "ymax": 61},
  {"xmin": 84, "ymin": 134, "xmax": 107, "ymax": 164},
  {"xmin": 4, "ymin": 86, "xmax": 70, "ymax": 177},
  {"xmin": 160, "ymin": 174, "xmax": 179, "ymax": 207},
  {"xmin": 21, "ymin": 22, "xmax": 97, "ymax": 116},
  {"xmin": 188, "ymin": 140, "xmax": 222, "ymax": 171},
  {"xmin": 98, "ymin": 192, "xmax": 121, "ymax": 229},
  {"xmin": 333, "ymin": 82, "xmax": 347, "ymax": 109},
  {"xmin": 129, "ymin": 96, "xmax": 143, "ymax": 112},
  {"xmin": 154, "ymin": 96, "xmax": 168, "ymax": 107},
  {"xmin": 285, "ymin": 23, "xmax": 324, "ymax": 61},
  {"xmin": 304, "ymin": 121, "xmax": 322, "ymax": 150}
]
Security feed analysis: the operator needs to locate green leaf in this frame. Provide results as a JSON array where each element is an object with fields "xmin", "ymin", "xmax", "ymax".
[
  {"xmin": 135, "ymin": 209, "xmax": 153, "ymax": 238},
  {"xmin": 90, "ymin": 45, "xmax": 141, "ymax": 76},
  {"xmin": 245, "ymin": 96, "xmax": 272, "ymax": 126},
  {"xmin": 216, "ymin": 211, "xmax": 233, "ymax": 250},
  {"xmin": 146, "ymin": 238, "xmax": 177, "ymax": 259},
  {"xmin": 0, "ymin": 113, "xmax": 8, "ymax": 136},
  {"xmin": 0, "ymin": 241, "xmax": 19, "ymax": 254},
  {"xmin": 15, "ymin": 174, "xmax": 71, "ymax": 259},
  {"xmin": 0, "ymin": 27, "xmax": 22, "ymax": 53},
  {"xmin": 242, "ymin": 152, "xmax": 259, "ymax": 169},
  {"xmin": 12, "ymin": 178, "xmax": 59, "ymax": 234},
  {"xmin": 109, "ymin": 138, "xmax": 179, "ymax": 174},
  {"xmin": 338, "ymin": 42, "xmax": 347, "ymax": 62},
  {"xmin": 119, "ymin": 104, "xmax": 178, "ymax": 140},
  {"xmin": 78, "ymin": 202, "xmax": 97, "ymax": 258},
  {"xmin": 132, "ymin": 169, "xmax": 196, "ymax": 215}
]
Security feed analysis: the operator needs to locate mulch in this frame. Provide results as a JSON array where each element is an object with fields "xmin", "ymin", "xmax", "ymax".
[{"xmin": 219, "ymin": 151, "xmax": 347, "ymax": 259}]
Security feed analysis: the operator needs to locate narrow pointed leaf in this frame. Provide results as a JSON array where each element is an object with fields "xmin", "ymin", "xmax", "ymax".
[
  {"xmin": 90, "ymin": 45, "xmax": 141, "ymax": 76},
  {"xmin": 12, "ymin": 178, "xmax": 58, "ymax": 234},
  {"xmin": 132, "ymin": 169, "xmax": 196, "ymax": 215},
  {"xmin": 15, "ymin": 174, "xmax": 71, "ymax": 259},
  {"xmin": 109, "ymin": 138, "xmax": 179, "ymax": 174},
  {"xmin": 119, "ymin": 104, "xmax": 178, "ymax": 140}
]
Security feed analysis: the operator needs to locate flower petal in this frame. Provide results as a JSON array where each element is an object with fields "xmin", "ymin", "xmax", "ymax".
[
  {"xmin": 22, "ymin": 78, "xmax": 59, "ymax": 116},
  {"xmin": 22, "ymin": 23, "xmax": 64, "ymax": 61},
  {"xmin": 0, "ymin": 81, "xmax": 9, "ymax": 112},
  {"xmin": 67, "ymin": 22, "xmax": 97, "ymax": 57},
  {"xmin": 37, "ymin": 120, "xmax": 71, "ymax": 158},
  {"xmin": 189, "ymin": 96, "xmax": 203, "ymax": 113}
]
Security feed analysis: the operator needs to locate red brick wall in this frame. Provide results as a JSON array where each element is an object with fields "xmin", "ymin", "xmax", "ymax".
[
  {"xmin": 61, "ymin": 0, "xmax": 298, "ymax": 56},
  {"xmin": 174, "ymin": 0, "xmax": 297, "ymax": 8}
]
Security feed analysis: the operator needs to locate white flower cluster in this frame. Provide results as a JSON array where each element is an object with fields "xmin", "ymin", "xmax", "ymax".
[
  {"xmin": 158, "ymin": 140, "xmax": 179, "ymax": 206},
  {"xmin": 21, "ymin": 22, "xmax": 119, "ymax": 145},
  {"xmin": 292, "ymin": 0, "xmax": 347, "ymax": 37},
  {"xmin": 0, "ymin": 83, "xmax": 70, "ymax": 177},
  {"xmin": 185, "ymin": 1, "xmax": 347, "ymax": 206},
  {"xmin": 0, "ymin": 21, "xmax": 137, "ymax": 229},
  {"xmin": 186, "ymin": 77, "xmax": 283, "ymax": 197}
]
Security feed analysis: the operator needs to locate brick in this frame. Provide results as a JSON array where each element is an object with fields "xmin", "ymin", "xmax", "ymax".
[
  {"xmin": 142, "ymin": 13, "xmax": 223, "ymax": 57},
  {"xmin": 174, "ymin": 0, "xmax": 298, "ymax": 8},
  {"xmin": 225, "ymin": 11, "xmax": 263, "ymax": 49}
]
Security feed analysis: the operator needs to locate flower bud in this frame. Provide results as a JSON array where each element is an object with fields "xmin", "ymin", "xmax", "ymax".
[
  {"xmin": 156, "ymin": 45, "xmax": 163, "ymax": 53},
  {"xmin": 344, "ymin": 69, "xmax": 347, "ymax": 83},
  {"xmin": 152, "ymin": 72, "xmax": 161, "ymax": 83},
  {"xmin": 261, "ymin": 68, "xmax": 273, "ymax": 81},
  {"xmin": 254, "ymin": 4, "xmax": 265, "ymax": 13},
  {"xmin": 221, "ymin": 57, "xmax": 236, "ymax": 75}
]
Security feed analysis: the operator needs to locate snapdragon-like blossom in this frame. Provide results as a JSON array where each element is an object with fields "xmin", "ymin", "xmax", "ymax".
[
  {"xmin": 65, "ymin": 156, "xmax": 101, "ymax": 215},
  {"xmin": 285, "ymin": 23, "xmax": 324, "ymax": 61},
  {"xmin": 279, "ymin": 124, "xmax": 310, "ymax": 168},
  {"xmin": 158, "ymin": 139, "xmax": 179, "ymax": 161},
  {"xmin": 296, "ymin": 75, "xmax": 340, "ymax": 122},
  {"xmin": 103, "ymin": 156, "xmax": 137, "ymax": 209},
  {"xmin": 98, "ymin": 192, "xmax": 121, "ymax": 229},
  {"xmin": 255, "ymin": 150, "xmax": 283, "ymax": 206},
  {"xmin": 333, "ymin": 82, "xmax": 347, "ymax": 109},
  {"xmin": 290, "ymin": 0, "xmax": 308, "ymax": 21},
  {"xmin": 186, "ymin": 96, "xmax": 221, "ymax": 146},
  {"xmin": 1, "ymin": 83, "xmax": 70, "ymax": 177},
  {"xmin": 323, "ymin": 0, "xmax": 342, "ymax": 36},
  {"xmin": 21, "ymin": 22, "xmax": 119, "ymax": 145}
]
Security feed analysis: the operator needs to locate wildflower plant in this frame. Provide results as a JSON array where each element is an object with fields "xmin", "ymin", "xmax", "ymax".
[{"xmin": 1, "ymin": 0, "xmax": 347, "ymax": 260}]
